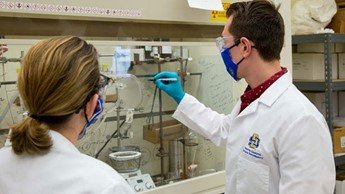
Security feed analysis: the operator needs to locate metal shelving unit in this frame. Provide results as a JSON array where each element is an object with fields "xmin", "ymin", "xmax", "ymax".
[
  {"xmin": 292, "ymin": 33, "xmax": 345, "ymax": 166},
  {"xmin": 294, "ymin": 80, "xmax": 345, "ymax": 91}
]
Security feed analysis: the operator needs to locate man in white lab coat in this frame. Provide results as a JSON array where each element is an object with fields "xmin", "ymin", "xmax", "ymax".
[{"xmin": 153, "ymin": 0, "xmax": 335, "ymax": 193}]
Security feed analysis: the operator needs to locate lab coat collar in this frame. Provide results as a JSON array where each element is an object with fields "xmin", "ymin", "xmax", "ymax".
[
  {"xmin": 237, "ymin": 71, "xmax": 292, "ymax": 117},
  {"xmin": 50, "ymin": 130, "xmax": 80, "ymax": 153},
  {"xmin": 258, "ymin": 70, "xmax": 292, "ymax": 107}
]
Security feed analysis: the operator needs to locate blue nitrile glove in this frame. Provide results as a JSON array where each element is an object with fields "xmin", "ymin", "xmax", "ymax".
[{"xmin": 154, "ymin": 71, "xmax": 185, "ymax": 104}]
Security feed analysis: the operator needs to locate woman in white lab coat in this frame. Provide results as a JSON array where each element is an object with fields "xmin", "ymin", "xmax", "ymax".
[
  {"xmin": 0, "ymin": 36, "xmax": 134, "ymax": 194},
  {"xmin": 153, "ymin": 1, "xmax": 335, "ymax": 194}
]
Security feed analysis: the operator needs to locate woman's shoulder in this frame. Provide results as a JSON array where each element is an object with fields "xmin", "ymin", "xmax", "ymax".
[
  {"xmin": 73, "ymin": 152, "xmax": 119, "ymax": 176},
  {"xmin": 76, "ymin": 153, "xmax": 131, "ymax": 191}
]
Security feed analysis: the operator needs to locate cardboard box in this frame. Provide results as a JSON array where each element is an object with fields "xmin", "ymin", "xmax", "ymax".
[
  {"xmin": 105, "ymin": 94, "xmax": 118, "ymax": 103},
  {"xmin": 293, "ymin": 53, "xmax": 338, "ymax": 80},
  {"xmin": 334, "ymin": 117, "xmax": 345, "ymax": 128},
  {"xmin": 337, "ymin": 172, "xmax": 345, "ymax": 181},
  {"xmin": 336, "ymin": 0, "xmax": 345, "ymax": 7},
  {"xmin": 143, "ymin": 119, "xmax": 187, "ymax": 144},
  {"xmin": 338, "ymin": 53, "xmax": 345, "ymax": 79},
  {"xmin": 333, "ymin": 127, "xmax": 345, "ymax": 154},
  {"xmin": 297, "ymin": 43, "xmax": 345, "ymax": 53},
  {"xmin": 328, "ymin": 8, "xmax": 345, "ymax": 33},
  {"xmin": 303, "ymin": 92, "xmax": 338, "ymax": 117}
]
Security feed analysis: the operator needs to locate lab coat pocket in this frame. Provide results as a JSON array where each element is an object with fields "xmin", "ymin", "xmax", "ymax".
[{"xmin": 236, "ymin": 155, "xmax": 269, "ymax": 194}]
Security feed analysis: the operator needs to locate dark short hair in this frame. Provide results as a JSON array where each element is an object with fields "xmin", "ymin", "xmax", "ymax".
[{"xmin": 226, "ymin": 0, "xmax": 284, "ymax": 61}]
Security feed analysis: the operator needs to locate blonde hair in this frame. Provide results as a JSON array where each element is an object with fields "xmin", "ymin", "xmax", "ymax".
[{"xmin": 11, "ymin": 36, "xmax": 100, "ymax": 155}]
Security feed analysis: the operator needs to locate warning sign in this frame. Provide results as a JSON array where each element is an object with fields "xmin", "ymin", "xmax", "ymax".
[{"xmin": 210, "ymin": 3, "xmax": 231, "ymax": 22}]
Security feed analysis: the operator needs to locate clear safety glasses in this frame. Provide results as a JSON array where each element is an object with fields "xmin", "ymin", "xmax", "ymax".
[
  {"xmin": 98, "ymin": 74, "xmax": 113, "ymax": 96},
  {"xmin": 216, "ymin": 36, "xmax": 256, "ymax": 52},
  {"xmin": 216, "ymin": 36, "xmax": 234, "ymax": 52}
]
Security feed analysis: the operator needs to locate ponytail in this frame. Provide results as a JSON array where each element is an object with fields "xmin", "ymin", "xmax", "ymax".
[
  {"xmin": 12, "ymin": 36, "xmax": 100, "ymax": 155},
  {"xmin": 10, "ymin": 117, "xmax": 52, "ymax": 155}
]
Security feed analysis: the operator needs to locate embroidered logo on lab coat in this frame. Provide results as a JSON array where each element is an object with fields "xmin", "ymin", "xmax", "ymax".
[
  {"xmin": 242, "ymin": 133, "xmax": 263, "ymax": 160},
  {"xmin": 248, "ymin": 133, "xmax": 260, "ymax": 149}
]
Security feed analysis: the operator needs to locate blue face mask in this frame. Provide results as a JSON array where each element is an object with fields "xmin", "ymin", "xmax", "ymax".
[
  {"xmin": 220, "ymin": 46, "xmax": 244, "ymax": 81},
  {"xmin": 78, "ymin": 96, "xmax": 104, "ymax": 140}
]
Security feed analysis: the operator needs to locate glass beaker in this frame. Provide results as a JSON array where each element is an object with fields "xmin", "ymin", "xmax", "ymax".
[{"xmin": 184, "ymin": 131, "xmax": 199, "ymax": 178}]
